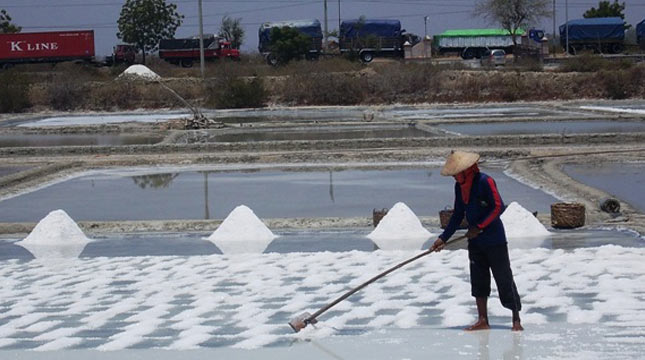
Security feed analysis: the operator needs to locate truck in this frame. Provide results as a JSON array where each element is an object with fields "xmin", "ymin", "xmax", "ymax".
[
  {"xmin": 0, "ymin": 30, "xmax": 136, "ymax": 69},
  {"xmin": 258, "ymin": 19, "xmax": 323, "ymax": 65},
  {"xmin": 433, "ymin": 28, "xmax": 524, "ymax": 59},
  {"xmin": 158, "ymin": 35, "xmax": 240, "ymax": 67},
  {"xmin": 104, "ymin": 44, "xmax": 137, "ymax": 66},
  {"xmin": 339, "ymin": 19, "xmax": 406, "ymax": 63},
  {"xmin": 559, "ymin": 17, "xmax": 625, "ymax": 54},
  {"xmin": 637, "ymin": 18, "xmax": 645, "ymax": 49}
]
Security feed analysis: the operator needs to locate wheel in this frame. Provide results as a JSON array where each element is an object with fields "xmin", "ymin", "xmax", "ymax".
[
  {"xmin": 266, "ymin": 54, "xmax": 278, "ymax": 66},
  {"xmin": 610, "ymin": 43, "xmax": 624, "ymax": 54},
  {"xmin": 360, "ymin": 52, "xmax": 374, "ymax": 63},
  {"xmin": 180, "ymin": 59, "xmax": 193, "ymax": 68},
  {"xmin": 461, "ymin": 48, "xmax": 475, "ymax": 60}
]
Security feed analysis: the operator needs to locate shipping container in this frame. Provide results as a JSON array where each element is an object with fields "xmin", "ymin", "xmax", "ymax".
[{"xmin": 0, "ymin": 30, "xmax": 95, "ymax": 66}]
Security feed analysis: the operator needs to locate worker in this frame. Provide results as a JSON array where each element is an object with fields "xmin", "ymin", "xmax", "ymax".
[{"xmin": 431, "ymin": 150, "xmax": 523, "ymax": 331}]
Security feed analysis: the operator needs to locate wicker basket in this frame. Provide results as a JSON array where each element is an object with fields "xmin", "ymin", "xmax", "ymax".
[
  {"xmin": 373, "ymin": 208, "xmax": 388, "ymax": 227},
  {"xmin": 551, "ymin": 202, "xmax": 585, "ymax": 229},
  {"xmin": 439, "ymin": 209, "xmax": 468, "ymax": 229}
]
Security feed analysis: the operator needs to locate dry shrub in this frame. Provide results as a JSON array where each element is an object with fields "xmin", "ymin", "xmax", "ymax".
[
  {"xmin": 598, "ymin": 65, "xmax": 645, "ymax": 99},
  {"xmin": 206, "ymin": 76, "xmax": 268, "ymax": 109},
  {"xmin": 140, "ymin": 82, "xmax": 184, "ymax": 108},
  {"xmin": 367, "ymin": 63, "xmax": 443, "ymax": 103},
  {"xmin": 0, "ymin": 69, "xmax": 31, "ymax": 112},
  {"xmin": 559, "ymin": 53, "xmax": 632, "ymax": 73},
  {"xmin": 47, "ymin": 78, "xmax": 87, "ymax": 110},
  {"xmin": 278, "ymin": 72, "xmax": 365, "ymax": 105},
  {"xmin": 89, "ymin": 80, "xmax": 142, "ymax": 110},
  {"xmin": 513, "ymin": 57, "xmax": 544, "ymax": 72}
]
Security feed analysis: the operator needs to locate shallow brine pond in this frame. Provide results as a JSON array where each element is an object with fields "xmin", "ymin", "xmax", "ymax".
[
  {"xmin": 0, "ymin": 167, "xmax": 557, "ymax": 222},
  {"xmin": 0, "ymin": 134, "xmax": 163, "ymax": 147},
  {"xmin": 435, "ymin": 120, "xmax": 645, "ymax": 136},
  {"xmin": 563, "ymin": 163, "xmax": 645, "ymax": 212}
]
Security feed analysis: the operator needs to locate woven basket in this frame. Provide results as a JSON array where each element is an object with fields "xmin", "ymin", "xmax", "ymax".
[
  {"xmin": 373, "ymin": 208, "xmax": 388, "ymax": 227},
  {"xmin": 439, "ymin": 209, "xmax": 468, "ymax": 229},
  {"xmin": 551, "ymin": 202, "xmax": 585, "ymax": 229}
]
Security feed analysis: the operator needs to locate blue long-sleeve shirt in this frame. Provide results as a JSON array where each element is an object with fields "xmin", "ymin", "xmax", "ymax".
[{"xmin": 439, "ymin": 172, "xmax": 507, "ymax": 247}]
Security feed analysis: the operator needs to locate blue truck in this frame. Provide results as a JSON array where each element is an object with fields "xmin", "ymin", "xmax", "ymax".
[
  {"xmin": 637, "ymin": 19, "xmax": 645, "ymax": 49},
  {"xmin": 258, "ymin": 19, "xmax": 323, "ymax": 65},
  {"xmin": 559, "ymin": 17, "xmax": 625, "ymax": 54},
  {"xmin": 339, "ymin": 19, "xmax": 406, "ymax": 63}
]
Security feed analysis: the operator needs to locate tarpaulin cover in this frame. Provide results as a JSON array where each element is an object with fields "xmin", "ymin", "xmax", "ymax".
[
  {"xmin": 637, "ymin": 19, "xmax": 645, "ymax": 40},
  {"xmin": 559, "ymin": 17, "xmax": 624, "ymax": 41},
  {"xmin": 258, "ymin": 19, "xmax": 322, "ymax": 51},
  {"xmin": 340, "ymin": 19, "xmax": 402, "ymax": 38}
]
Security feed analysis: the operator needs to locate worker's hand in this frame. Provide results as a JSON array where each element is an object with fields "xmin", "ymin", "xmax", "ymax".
[
  {"xmin": 465, "ymin": 226, "xmax": 482, "ymax": 240},
  {"xmin": 431, "ymin": 238, "xmax": 445, "ymax": 252}
]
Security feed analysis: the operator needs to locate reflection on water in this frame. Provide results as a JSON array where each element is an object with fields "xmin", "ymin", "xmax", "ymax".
[
  {"xmin": 132, "ymin": 173, "xmax": 179, "ymax": 189},
  {"xmin": 0, "ymin": 168, "xmax": 558, "ymax": 222},
  {"xmin": 0, "ymin": 134, "xmax": 163, "ymax": 147}
]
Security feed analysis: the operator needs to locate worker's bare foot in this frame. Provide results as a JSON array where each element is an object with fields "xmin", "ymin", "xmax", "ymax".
[
  {"xmin": 464, "ymin": 319, "xmax": 490, "ymax": 331},
  {"xmin": 511, "ymin": 321, "xmax": 524, "ymax": 331}
]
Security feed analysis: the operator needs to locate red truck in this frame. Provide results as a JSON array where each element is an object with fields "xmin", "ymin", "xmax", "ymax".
[
  {"xmin": 0, "ymin": 30, "xmax": 135, "ymax": 68},
  {"xmin": 158, "ymin": 35, "xmax": 240, "ymax": 67}
]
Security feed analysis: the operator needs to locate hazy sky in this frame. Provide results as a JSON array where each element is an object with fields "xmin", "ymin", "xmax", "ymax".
[{"xmin": 2, "ymin": 0, "xmax": 644, "ymax": 56}]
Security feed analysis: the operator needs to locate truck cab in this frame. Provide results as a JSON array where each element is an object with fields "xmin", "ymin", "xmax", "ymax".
[{"xmin": 110, "ymin": 44, "xmax": 136, "ymax": 65}]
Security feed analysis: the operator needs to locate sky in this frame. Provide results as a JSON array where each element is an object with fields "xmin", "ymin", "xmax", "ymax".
[{"xmin": 1, "ymin": 1, "xmax": 645, "ymax": 56}]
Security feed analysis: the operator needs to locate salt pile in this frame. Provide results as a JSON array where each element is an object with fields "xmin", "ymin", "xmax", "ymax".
[
  {"xmin": 118, "ymin": 64, "xmax": 161, "ymax": 81},
  {"xmin": 206, "ymin": 205, "xmax": 278, "ymax": 254},
  {"xmin": 16, "ymin": 209, "xmax": 92, "ymax": 258},
  {"xmin": 367, "ymin": 202, "xmax": 433, "ymax": 250},
  {"xmin": 501, "ymin": 201, "xmax": 551, "ymax": 239}
]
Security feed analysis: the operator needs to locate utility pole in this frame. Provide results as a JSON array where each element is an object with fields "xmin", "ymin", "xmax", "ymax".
[
  {"xmin": 198, "ymin": 0, "xmax": 205, "ymax": 78},
  {"xmin": 552, "ymin": 0, "xmax": 556, "ymax": 52},
  {"xmin": 424, "ymin": 15, "xmax": 429, "ymax": 38},
  {"xmin": 338, "ymin": 0, "xmax": 341, "ymax": 34},
  {"xmin": 565, "ymin": 0, "xmax": 569, "ymax": 55},
  {"xmin": 324, "ymin": 0, "xmax": 328, "ymax": 45}
]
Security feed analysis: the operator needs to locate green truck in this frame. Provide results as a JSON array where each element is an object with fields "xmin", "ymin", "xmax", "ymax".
[{"xmin": 434, "ymin": 28, "xmax": 525, "ymax": 59}]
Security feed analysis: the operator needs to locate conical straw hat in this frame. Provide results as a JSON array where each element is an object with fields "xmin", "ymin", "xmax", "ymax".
[{"xmin": 440, "ymin": 150, "xmax": 480, "ymax": 176}]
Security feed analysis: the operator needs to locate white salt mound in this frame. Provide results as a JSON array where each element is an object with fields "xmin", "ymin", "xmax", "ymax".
[
  {"xmin": 501, "ymin": 201, "xmax": 551, "ymax": 238},
  {"xmin": 367, "ymin": 202, "xmax": 433, "ymax": 251},
  {"xmin": 206, "ymin": 205, "xmax": 277, "ymax": 254},
  {"xmin": 17, "ymin": 209, "xmax": 92, "ymax": 258},
  {"xmin": 119, "ymin": 64, "xmax": 161, "ymax": 80}
]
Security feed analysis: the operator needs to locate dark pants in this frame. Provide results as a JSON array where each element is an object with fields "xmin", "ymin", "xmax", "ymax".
[{"xmin": 468, "ymin": 242, "xmax": 522, "ymax": 311}]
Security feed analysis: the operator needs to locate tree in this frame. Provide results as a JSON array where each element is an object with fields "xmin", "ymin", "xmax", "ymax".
[
  {"xmin": 268, "ymin": 26, "xmax": 312, "ymax": 65},
  {"xmin": 583, "ymin": 1, "xmax": 629, "ymax": 29},
  {"xmin": 117, "ymin": 0, "xmax": 183, "ymax": 64},
  {"xmin": 474, "ymin": 0, "xmax": 551, "ymax": 48},
  {"xmin": 1, "ymin": 9, "xmax": 21, "ymax": 33},
  {"xmin": 218, "ymin": 16, "xmax": 244, "ymax": 49}
]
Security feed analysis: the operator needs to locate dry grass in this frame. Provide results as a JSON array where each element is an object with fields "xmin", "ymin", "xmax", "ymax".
[{"xmin": 3, "ymin": 56, "xmax": 645, "ymax": 112}]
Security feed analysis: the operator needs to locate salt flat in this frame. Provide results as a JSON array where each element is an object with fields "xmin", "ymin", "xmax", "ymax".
[{"xmin": 0, "ymin": 245, "xmax": 643, "ymax": 358}]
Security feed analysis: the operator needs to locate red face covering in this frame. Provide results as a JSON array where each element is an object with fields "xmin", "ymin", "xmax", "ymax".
[{"xmin": 454, "ymin": 163, "xmax": 479, "ymax": 204}]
